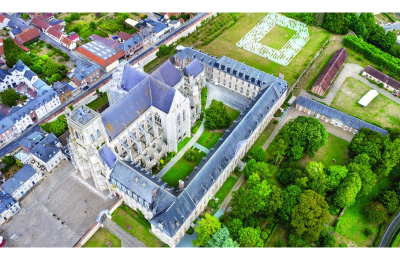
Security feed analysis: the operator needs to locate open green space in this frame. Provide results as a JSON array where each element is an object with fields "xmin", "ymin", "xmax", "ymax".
[
  {"xmin": 162, "ymin": 148, "xmax": 207, "ymax": 188},
  {"xmin": 86, "ymin": 94, "xmax": 109, "ymax": 111},
  {"xmin": 246, "ymin": 120, "xmax": 277, "ymax": 158},
  {"xmin": 225, "ymin": 104, "xmax": 241, "ymax": 125},
  {"xmin": 299, "ymin": 133, "xmax": 349, "ymax": 168},
  {"xmin": 188, "ymin": 13, "xmax": 330, "ymax": 85},
  {"xmin": 336, "ymin": 165, "xmax": 400, "ymax": 247},
  {"xmin": 259, "ymin": 25, "xmax": 297, "ymax": 50},
  {"xmin": 177, "ymin": 137, "xmax": 192, "ymax": 152},
  {"xmin": 214, "ymin": 176, "xmax": 238, "ymax": 206},
  {"xmin": 331, "ymin": 77, "xmax": 400, "ymax": 131},
  {"xmin": 112, "ymin": 207, "xmax": 164, "ymax": 247},
  {"xmin": 83, "ymin": 227, "xmax": 121, "ymax": 247},
  {"xmin": 197, "ymin": 130, "xmax": 224, "ymax": 149}
]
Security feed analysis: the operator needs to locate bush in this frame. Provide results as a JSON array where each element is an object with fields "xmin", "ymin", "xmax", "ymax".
[
  {"xmin": 273, "ymin": 120, "xmax": 278, "ymax": 124},
  {"xmin": 183, "ymin": 148, "xmax": 197, "ymax": 162},
  {"xmin": 339, "ymin": 243, "xmax": 348, "ymax": 247},
  {"xmin": 207, "ymin": 199, "xmax": 217, "ymax": 209},
  {"xmin": 186, "ymin": 227, "xmax": 194, "ymax": 235},
  {"xmin": 136, "ymin": 209, "xmax": 151, "ymax": 229},
  {"xmin": 261, "ymin": 231, "xmax": 269, "ymax": 240},
  {"xmin": 42, "ymin": 55, "xmax": 49, "ymax": 61},
  {"xmin": 363, "ymin": 201, "xmax": 389, "ymax": 224},
  {"xmin": 365, "ymin": 227, "xmax": 374, "ymax": 237},
  {"xmin": 58, "ymin": 58, "xmax": 65, "ymax": 62}
]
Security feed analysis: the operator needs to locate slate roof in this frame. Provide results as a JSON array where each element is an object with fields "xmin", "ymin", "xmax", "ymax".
[
  {"xmin": 16, "ymin": 28, "xmax": 41, "ymax": 45},
  {"xmin": 0, "ymin": 69, "xmax": 11, "ymax": 81},
  {"xmin": 1, "ymin": 165, "xmax": 37, "ymax": 195},
  {"xmin": 7, "ymin": 20, "xmax": 16, "ymax": 29},
  {"xmin": 312, "ymin": 48, "xmax": 348, "ymax": 92},
  {"xmin": 30, "ymin": 133, "xmax": 61, "ymax": 163},
  {"xmin": 52, "ymin": 81, "xmax": 71, "ymax": 96},
  {"xmin": 98, "ymin": 145, "xmax": 117, "ymax": 168},
  {"xmin": 33, "ymin": 78, "xmax": 52, "ymax": 96},
  {"xmin": 19, "ymin": 130, "xmax": 44, "ymax": 150},
  {"xmin": 138, "ymin": 26, "xmax": 155, "ymax": 40},
  {"xmin": 117, "ymin": 34, "xmax": 142, "ymax": 52},
  {"xmin": 296, "ymin": 95, "xmax": 388, "ymax": 136},
  {"xmin": 150, "ymin": 60, "xmax": 182, "ymax": 87},
  {"xmin": 182, "ymin": 59, "xmax": 203, "ymax": 78},
  {"xmin": 364, "ymin": 65, "xmax": 400, "ymax": 91},
  {"xmin": 77, "ymin": 41, "xmax": 124, "ymax": 67},
  {"xmin": 118, "ymin": 31, "xmax": 133, "ymax": 41},
  {"xmin": 23, "ymin": 69, "xmax": 37, "ymax": 81},
  {"xmin": 69, "ymin": 106, "xmax": 98, "ymax": 125},
  {"xmin": 119, "ymin": 64, "xmax": 148, "ymax": 91},
  {"xmin": 144, "ymin": 19, "xmax": 168, "ymax": 34},
  {"xmin": 10, "ymin": 27, "xmax": 22, "ymax": 36},
  {"xmin": 9, "ymin": 59, "xmax": 28, "ymax": 73},
  {"xmin": 0, "ymin": 117, "xmax": 15, "ymax": 135},
  {"xmin": 31, "ymin": 17, "xmax": 50, "ymax": 30},
  {"xmin": 49, "ymin": 19, "xmax": 64, "ymax": 26},
  {"xmin": 0, "ymin": 192, "xmax": 17, "ymax": 215}
]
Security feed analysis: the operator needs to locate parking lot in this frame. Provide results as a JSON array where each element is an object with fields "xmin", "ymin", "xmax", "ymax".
[{"xmin": 0, "ymin": 160, "xmax": 117, "ymax": 247}]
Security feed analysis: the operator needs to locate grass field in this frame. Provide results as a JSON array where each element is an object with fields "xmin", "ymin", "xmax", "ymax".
[
  {"xmin": 177, "ymin": 137, "xmax": 192, "ymax": 152},
  {"xmin": 331, "ymin": 77, "xmax": 400, "ymax": 130},
  {"xmin": 299, "ymin": 133, "xmax": 349, "ymax": 168},
  {"xmin": 259, "ymin": 25, "xmax": 297, "ymax": 50},
  {"xmin": 161, "ymin": 148, "xmax": 206, "ymax": 188},
  {"xmin": 112, "ymin": 207, "xmax": 164, "ymax": 247},
  {"xmin": 336, "ymin": 165, "xmax": 400, "ymax": 247},
  {"xmin": 197, "ymin": 130, "xmax": 224, "ymax": 149},
  {"xmin": 246, "ymin": 121, "xmax": 277, "ymax": 158},
  {"xmin": 86, "ymin": 94, "xmax": 109, "ymax": 111},
  {"xmin": 225, "ymin": 103, "xmax": 241, "ymax": 125},
  {"xmin": 83, "ymin": 227, "xmax": 121, "ymax": 248},
  {"xmin": 214, "ymin": 176, "xmax": 238, "ymax": 206},
  {"xmin": 190, "ymin": 13, "xmax": 330, "ymax": 85}
]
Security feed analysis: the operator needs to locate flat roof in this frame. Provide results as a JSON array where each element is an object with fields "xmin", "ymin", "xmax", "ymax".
[{"xmin": 81, "ymin": 40, "xmax": 119, "ymax": 61}]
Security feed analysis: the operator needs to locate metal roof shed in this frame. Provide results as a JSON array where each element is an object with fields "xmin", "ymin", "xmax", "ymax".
[{"xmin": 358, "ymin": 90, "xmax": 378, "ymax": 107}]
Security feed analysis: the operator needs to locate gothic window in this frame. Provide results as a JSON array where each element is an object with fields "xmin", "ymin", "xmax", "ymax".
[
  {"xmin": 218, "ymin": 77, "xmax": 220, "ymax": 83},
  {"xmin": 114, "ymin": 146, "xmax": 119, "ymax": 154},
  {"xmin": 155, "ymin": 113, "xmax": 161, "ymax": 126},
  {"xmin": 254, "ymin": 85, "xmax": 256, "ymax": 90},
  {"xmin": 177, "ymin": 113, "xmax": 181, "ymax": 125},
  {"xmin": 248, "ymin": 83, "xmax": 250, "ymax": 88},
  {"xmin": 90, "ymin": 134, "xmax": 95, "ymax": 142},
  {"xmin": 96, "ymin": 129, "xmax": 101, "ymax": 138},
  {"xmin": 81, "ymin": 135, "xmax": 84, "ymax": 143},
  {"xmin": 183, "ymin": 110, "xmax": 186, "ymax": 121}
]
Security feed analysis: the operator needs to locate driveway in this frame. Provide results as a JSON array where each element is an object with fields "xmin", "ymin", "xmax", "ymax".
[
  {"xmin": 206, "ymin": 82, "xmax": 251, "ymax": 112},
  {"xmin": 1, "ymin": 160, "xmax": 117, "ymax": 247}
]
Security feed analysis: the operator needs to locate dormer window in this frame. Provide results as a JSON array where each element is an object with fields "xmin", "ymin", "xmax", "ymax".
[
  {"xmin": 135, "ymin": 177, "xmax": 139, "ymax": 183},
  {"xmin": 142, "ymin": 182, "xmax": 146, "ymax": 188}
]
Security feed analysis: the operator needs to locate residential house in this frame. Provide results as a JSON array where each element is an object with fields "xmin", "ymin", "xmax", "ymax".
[
  {"xmin": 138, "ymin": 25, "xmax": 156, "ymax": 48},
  {"xmin": 52, "ymin": 81, "xmax": 73, "ymax": 102},
  {"xmin": 0, "ymin": 118, "xmax": 19, "ymax": 144},
  {"xmin": 0, "ymin": 69, "xmax": 13, "ymax": 91},
  {"xmin": 179, "ymin": 18, "xmax": 185, "ymax": 25},
  {"xmin": 0, "ymin": 14, "xmax": 10, "ymax": 29},
  {"xmin": 10, "ymin": 24, "xmax": 30, "ymax": 39},
  {"xmin": 19, "ymin": 130, "xmax": 45, "ymax": 152},
  {"xmin": 15, "ymin": 28, "xmax": 41, "ymax": 45},
  {"xmin": 31, "ymin": 17, "xmax": 50, "ymax": 32},
  {"xmin": 71, "ymin": 62, "xmax": 102, "ymax": 87},
  {"xmin": 30, "ymin": 133, "xmax": 65, "ymax": 172},
  {"xmin": 60, "ymin": 36, "xmax": 76, "ymax": 50},
  {"xmin": 311, "ymin": 48, "xmax": 348, "ymax": 96},
  {"xmin": 68, "ymin": 34, "xmax": 79, "ymax": 43},
  {"xmin": 89, "ymin": 34, "xmax": 120, "ymax": 49},
  {"xmin": 117, "ymin": 34, "xmax": 143, "ymax": 58},
  {"xmin": 1, "ymin": 165, "xmax": 41, "ymax": 201},
  {"xmin": 49, "ymin": 19, "xmax": 66, "ymax": 28},
  {"xmin": 168, "ymin": 20, "xmax": 181, "ymax": 30},
  {"xmin": 0, "ymin": 38, "xmax": 3, "ymax": 59},
  {"xmin": 164, "ymin": 13, "xmax": 181, "ymax": 20},
  {"xmin": 45, "ymin": 27, "xmax": 65, "ymax": 43},
  {"xmin": 77, "ymin": 41, "xmax": 124, "ymax": 72},
  {"xmin": 362, "ymin": 65, "xmax": 400, "ymax": 97},
  {"xmin": 117, "ymin": 31, "xmax": 133, "ymax": 43},
  {"xmin": 296, "ymin": 95, "xmax": 388, "ymax": 136},
  {"xmin": 125, "ymin": 18, "xmax": 139, "ymax": 28},
  {"xmin": 0, "ymin": 191, "xmax": 20, "ymax": 226},
  {"xmin": 144, "ymin": 19, "xmax": 170, "ymax": 39},
  {"xmin": 35, "ymin": 13, "xmax": 54, "ymax": 22}
]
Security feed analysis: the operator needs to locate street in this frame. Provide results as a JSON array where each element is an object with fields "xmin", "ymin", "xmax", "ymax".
[{"xmin": 0, "ymin": 12, "xmax": 209, "ymax": 157}]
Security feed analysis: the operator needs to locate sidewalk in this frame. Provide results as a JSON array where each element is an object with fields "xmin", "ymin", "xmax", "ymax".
[
  {"xmin": 103, "ymin": 219, "xmax": 145, "ymax": 247},
  {"xmin": 219, "ymin": 174, "xmax": 245, "ymax": 211}
]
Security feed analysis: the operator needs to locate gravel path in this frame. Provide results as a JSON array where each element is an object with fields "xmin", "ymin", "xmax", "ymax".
[{"xmin": 103, "ymin": 219, "xmax": 145, "ymax": 247}]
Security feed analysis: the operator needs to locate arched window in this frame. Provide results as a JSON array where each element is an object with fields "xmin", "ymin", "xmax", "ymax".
[
  {"xmin": 90, "ymin": 134, "xmax": 95, "ymax": 142},
  {"xmin": 114, "ymin": 146, "xmax": 119, "ymax": 154},
  {"xmin": 96, "ymin": 129, "xmax": 101, "ymax": 138},
  {"xmin": 154, "ymin": 113, "xmax": 161, "ymax": 126},
  {"xmin": 177, "ymin": 113, "xmax": 181, "ymax": 125},
  {"xmin": 183, "ymin": 110, "xmax": 186, "ymax": 121}
]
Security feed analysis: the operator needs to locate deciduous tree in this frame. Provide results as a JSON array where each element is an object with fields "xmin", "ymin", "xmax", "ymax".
[
  {"xmin": 305, "ymin": 162, "xmax": 326, "ymax": 196},
  {"xmin": 379, "ymin": 190, "xmax": 399, "ymax": 214},
  {"xmin": 262, "ymin": 185, "xmax": 283, "ymax": 217},
  {"xmin": 0, "ymin": 89, "xmax": 20, "ymax": 107},
  {"xmin": 226, "ymin": 218, "xmax": 243, "ymax": 241},
  {"xmin": 278, "ymin": 185, "xmax": 302, "ymax": 223},
  {"xmin": 192, "ymin": 213, "xmax": 221, "ymax": 247},
  {"xmin": 363, "ymin": 201, "xmax": 388, "ymax": 224},
  {"xmin": 206, "ymin": 226, "xmax": 238, "ymax": 247},
  {"xmin": 333, "ymin": 172, "xmax": 361, "ymax": 208},
  {"xmin": 204, "ymin": 100, "xmax": 230, "ymax": 130},
  {"xmin": 325, "ymin": 165, "xmax": 348, "ymax": 192},
  {"xmin": 238, "ymin": 227, "xmax": 263, "ymax": 247}
]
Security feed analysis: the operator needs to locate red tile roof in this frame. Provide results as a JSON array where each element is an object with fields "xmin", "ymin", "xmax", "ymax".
[
  {"xmin": 31, "ymin": 17, "xmax": 50, "ymax": 30},
  {"xmin": 16, "ymin": 28, "xmax": 41, "ymax": 45},
  {"xmin": 68, "ymin": 34, "xmax": 79, "ymax": 41},
  {"xmin": 61, "ymin": 36, "xmax": 72, "ymax": 47},
  {"xmin": 179, "ymin": 18, "xmax": 184, "ymax": 24},
  {"xmin": 77, "ymin": 46, "xmax": 124, "ymax": 67},
  {"xmin": 0, "ymin": 14, "xmax": 7, "ymax": 23},
  {"xmin": 167, "ymin": 13, "xmax": 180, "ymax": 18},
  {"xmin": 47, "ymin": 27, "xmax": 64, "ymax": 40},
  {"xmin": 0, "ymin": 38, "xmax": 3, "ymax": 44},
  {"xmin": 118, "ymin": 31, "xmax": 133, "ymax": 41},
  {"xmin": 312, "ymin": 48, "xmax": 348, "ymax": 93},
  {"xmin": 0, "ymin": 45, "xmax": 3, "ymax": 56},
  {"xmin": 364, "ymin": 65, "xmax": 400, "ymax": 91}
]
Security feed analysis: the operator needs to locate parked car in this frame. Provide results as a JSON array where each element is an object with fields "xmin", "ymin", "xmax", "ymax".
[{"xmin": 83, "ymin": 86, "xmax": 89, "ymax": 91}]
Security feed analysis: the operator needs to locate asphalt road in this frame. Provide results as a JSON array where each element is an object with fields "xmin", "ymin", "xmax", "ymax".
[
  {"xmin": 0, "ymin": 12, "xmax": 208, "ymax": 158},
  {"xmin": 379, "ymin": 211, "xmax": 400, "ymax": 247},
  {"xmin": 382, "ymin": 22, "xmax": 400, "ymax": 31}
]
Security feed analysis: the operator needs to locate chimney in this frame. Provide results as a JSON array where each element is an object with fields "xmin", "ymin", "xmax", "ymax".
[
  {"xmin": 179, "ymin": 180, "xmax": 184, "ymax": 190},
  {"xmin": 153, "ymin": 189, "xmax": 157, "ymax": 199}
]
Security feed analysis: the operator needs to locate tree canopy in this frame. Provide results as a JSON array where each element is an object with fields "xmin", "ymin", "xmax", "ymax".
[
  {"xmin": 3, "ymin": 38, "xmax": 25, "ymax": 68},
  {"xmin": 363, "ymin": 201, "xmax": 388, "ymax": 224},
  {"xmin": 226, "ymin": 218, "xmax": 243, "ymax": 241},
  {"xmin": 206, "ymin": 226, "xmax": 239, "ymax": 247},
  {"xmin": 238, "ymin": 227, "xmax": 264, "ymax": 247},
  {"xmin": 0, "ymin": 89, "xmax": 20, "ymax": 108},
  {"xmin": 333, "ymin": 171, "xmax": 362, "ymax": 208},
  {"xmin": 204, "ymin": 100, "xmax": 230, "ymax": 130},
  {"xmin": 305, "ymin": 162, "xmax": 326, "ymax": 196},
  {"xmin": 325, "ymin": 165, "xmax": 348, "ymax": 192},
  {"xmin": 193, "ymin": 213, "xmax": 221, "ymax": 247},
  {"xmin": 278, "ymin": 185, "xmax": 302, "ymax": 223}
]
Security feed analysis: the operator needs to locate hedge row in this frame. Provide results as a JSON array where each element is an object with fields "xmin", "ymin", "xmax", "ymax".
[
  {"xmin": 201, "ymin": 20, "xmax": 236, "ymax": 46},
  {"xmin": 265, "ymin": 224, "xmax": 279, "ymax": 247},
  {"xmin": 383, "ymin": 13, "xmax": 396, "ymax": 23},
  {"xmin": 343, "ymin": 35, "xmax": 400, "ymax": 77}
]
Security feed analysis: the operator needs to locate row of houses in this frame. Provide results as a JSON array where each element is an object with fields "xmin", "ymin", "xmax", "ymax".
[{"xmin": 362, "ymin": 65, "xmax": 400, "ymax": 97}]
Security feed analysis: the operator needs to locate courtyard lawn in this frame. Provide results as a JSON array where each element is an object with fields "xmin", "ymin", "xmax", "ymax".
[
  {"xmin": 225, "ymin": 103, "xmax": 241, "ymax": 125},
  {"xmin": 197, "ymin": 130, "xmax": 224, "ymax": 149},
  {"xmin": 86, "ymin": 94, "xmax": 109, "ymax": 111},
  {"xmin": 335, "ymin": 165, "xmax": 400, "ymax": 247},
  {"xmin": 161, "ymin": 148, "xmax": 206, "ymax": 188},
  {"xmin": 331, "ymin": 77, "xmax": 400, "ymax": 131},
  {"xmin": 83, "ymin": 227, "xmax": 121, "ymax": 248},
  {"xmin": 258, "ymin": 25, "xmax": 297, "ymax": 50},
  {"xmin": 112, "ymin": 207, "xmax": 164, "ymax": 247},
  {"xmin": 214, "ymin": 176, "xmax": 238, "ymax": 206},
  {"xmin": 177, "ymin": 136, "xmax": 192, "ymax": 152},
  {"xmin": 246, "ymin": 120, "xmax": 277, "ymax": 158},
  {"xmin": 299, "ymin": 133, "xmax": 349, "ymax": 168},
  {"xmin": 187, "ymin": 13, "xmax": 330, "ymax": 85}
]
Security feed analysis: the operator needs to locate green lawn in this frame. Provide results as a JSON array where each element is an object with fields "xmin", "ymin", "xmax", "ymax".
[
  {"xmin": 177, "ymin": 136, "xmax": 192, "ymax": 152},
  {"xmin": 299, "ymin": 133, "xmax": 349, "ymax": 168},
  {"xmin": 246, "ymin": 120, "xmax": 277, "ymax": 158},
  {"xmin": 225, "ymin": 103, "xmax": 241, "ymax": 125},
  {"xmin": 336, "ymin": 165, "xmax": 400, "ymax": 247},
  {"xmin": 162, "ymin": 148, "xmax": 206, "ymax": 188},
  {"xmin": 112, "ymin": 207, "xmax": 164, "ymax": 247},
  {"xmin": 86, "ymin": 94, "xmax": 109, "ymax": 111},
  {"xmin": 259, "ymin": 25, "xmax": 297, "ymax": 50},
  {"xmin": 197, "ymin": 130, "xmax": 224, "ymax": 149},
  {"xmin": 83, "ymin": 227, "xmax": 121, "ymax": 248},
  {"xmin": 215, "ymin": 176, "xmax": 238, "ymax": 206},
  {"xmin": 190, "ymin": 13, "xmax": 330, "ymax": 85},
  {"xmin": 331, "ymin": 77, "xmax": 400, "ymax": 131}
]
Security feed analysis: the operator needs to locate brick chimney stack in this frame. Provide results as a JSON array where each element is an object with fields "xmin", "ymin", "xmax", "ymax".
[{"xmin": 179, "ymin": 180, "xmax": 184, "ymax": 190}]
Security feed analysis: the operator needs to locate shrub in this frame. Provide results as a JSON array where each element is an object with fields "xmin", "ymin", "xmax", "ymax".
[
  {"xmin": 339, "ymin": 243, "xmax": 348, "ymax": 247},
  {"xmin": 207, "ymin": 199, "xmax": 217, "ymax": 209},
  {"xmin": 365, "ymin": 227, "xmax": 374, "ymax": 237},
  {"xmin": 183, "ymin": 148, "xmax": 197, "ymax": 162},
  {"xmin": 273, "ymin": 120, "xmax": 279, "ymax": 124},
  {"xmin": 363, "ymin": 201, "xmax": 388, "ymax": 224},
  {"xmin": 261, "ymin": 231, "xmax": 269, "ymax": 240},
  {"xmin": 136, "ymin": 208, "xmax": 151, "ymax": 229},
  {"xmin": 275, "ymin": 240, "xmax": 286, "ymax": 247},
  {"xmin": 186, "ymin": 227, "xmax": 194, "ymax": 235},
  {"xmin": 42, "ymin": 55, "xmax": 49, "ymax": 61},
  {"xmin": 58, "ymin": 58, "xmax": 65, "ymax": 62},
  {"xmin": 2, "ymin": 155, "xmax": 16, "ymax": 166}
]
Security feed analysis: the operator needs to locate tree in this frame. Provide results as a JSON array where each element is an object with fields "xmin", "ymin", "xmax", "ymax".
[
  {"xmin": 348, "ymin": 128, "xmax": 383, "ymax": 169},
  {"xmin": 379, "ymin": 190, "xmax": 399, "ymax": 214},
  {"xmin": 348, "ymin": 154, "xmax": 376, "ymax": 196},
  {"xmin": 183, "ymin": 148, "xmax": 197, "ymax": 162},
  {"xmin": 270, "ymin": 139, "xmax": 286, "ymax": 165},
  {"xmin": 42, "ymin": 54, "xmax": 49, "ymax": 61},
  {"xmin": 89, "ymin": 21, "xmax": 97, "ymax": 31},
  {"xmin": 380, "ymin": 30, "xmax": 397, "ymax": 52},
  {"xmin": 206, "ymin": 226, "xmax": 238, "ymax": 247},
  {"xmin": 278, "ymin": 185, "xmax": 302, "ymax": 223},
  {"xmin": 325, "ymin": 165, "xmax": 348, "ymax": 192},
  {"xmin": 226, "ymin": 218, "xmax": 243, "ymax": 241},
  {"xmin": 0, "ymin": 88, "xmax": 20, "ymax": 107},
  {"xmin": 3, "ymin": 38, "xmax": 24, "ymax": 67},
  {"xmin": 204, "ymin": 100, "xmax": 230, "ymax": 130},
  {"xmin": 291, "ymin": 190, "xmax": 330, "ymax": 242},
  {"xmin": 49, "ymin": 74, "xmax": 62, "ymax": 84},
  {"xmin": 19, "ymin": 53, "xmax": 32, "ymax": 66},
  {"xmin": 305, "ymin": 162, "xmax": 326, "ymax": 196},
  {"xmin": 42, "ymin": 61, "xmax": 59, "ymax": 77},
  {"xmin": 317, "ymin": 230, "xmax": 338, "ymax": 247},
  {"xmin": 252, "ymin": 146, "xmax": 266, "ymax": 162},
  {"xmin": 333, "ymin": 172, "xmax": 362, "ymax": 208},
  {"xmin": 288, "ymin": 233, "xmax": 309, "ymax": 247},
  {"xmin": 379, "ymin": 137, "xmax": 400, "ymax": 178},
  {"xmin": 40, "ymin": 115, "xmax": 69, "ymax": 137},
  {"xmin": 2, "ymin": 155, "xmax": 16, "ymax": 166},
  {"xmin": 156, "ymin": 44, "xmax": 172, "ymax": 57},
  {"xmin": 363, "ymin": 201, "xmax": 388, "ymax": 224},
  {"xmin": 238, "ymin": 227, "xmax": 263, "ymax": 247},
  {"xmin": 278, "ymin": 160, "xmax": 303, "ymax": 186},
  {"xmin": 323, "ymin": 13, "xmax": 354, "ymax": 34},
  {"xmin": 31, "ymin": 64, "xmax": 43, "ymax": 74},
  {"xmin": 368, "ymin": 24, "xmax": 387, "ymax": 48},
  {"xmin": 222, "ymin": 238, "xmax": 239, "ymax": 247},
  {"xmin": 170, "ymin": 15, "xmax": 177, "ymax": 20},
  {"xmin": 192, "ymin": 213, "xmax": 221, "ymax": 247},
  {"xmin": 262, "ymin": 185, "xmax": 283, "ymax": 217},
  {"xmin": 117, "ymin": 15, "xmax": 125, "ymax": 25},
  {"xmin": 70, "ymin": 13, "xmax": 80, "ymax": 20},
  {"xmin": 243, "ymin": 159, "xmax": 257, "ymax": 180}
]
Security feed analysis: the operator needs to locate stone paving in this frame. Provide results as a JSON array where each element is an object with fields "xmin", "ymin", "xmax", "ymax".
[
  {"xmin": 1, "ymin": 160, "xmax": 117, "ymax": 247},
  {"xmin": 103, "ymin": 219, "xmax": 145, "ymax": 247},
  {"xmin": 193, "ymin": 142, "xmax": 210, "ymax": 154},
  {"xmin": 206, "ymin": 82, "xmax": 251, "ymax": 112}
]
